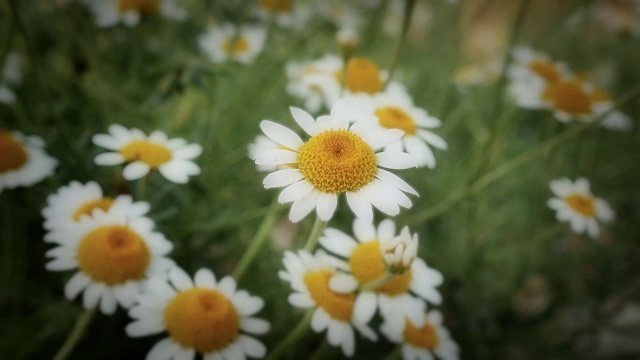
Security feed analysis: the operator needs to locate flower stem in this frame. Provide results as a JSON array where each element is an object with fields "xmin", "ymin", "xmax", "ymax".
[
  {"xmin": 53, "ymin": 307, "xmax": 98, "ymax": 360},
  {"xmin": 303, "ymin": 215, "xmax": 327, "ymax": 251},
  {"xmin": 360, "ymin": 272, "xmax": 395, "ymax": 292},
  {"xmin": 136, "ymin": 175, "xmax": 148, "ymax": 200},
  {"xmin": 232, "ymin": 198, "xmax": 282, "ymax": 282},
  {"xmin": 383, "ymin": 346, "xmax": 402, "ymax": 360},
  {"xmin": 265, "ymin": 308, "xmax": 313, "ymax": 360},
  {"xmin": 385, "ymin": 0, "xmax": 416, "ymax": 88}
]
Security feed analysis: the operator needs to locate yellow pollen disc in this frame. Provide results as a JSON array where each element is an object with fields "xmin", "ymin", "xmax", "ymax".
[
  {"xmin": 404, "ymin": 318, "xmax": 439, "ymax": 350},
  {"xmin": 77, "ymin": 225, "xmax": 151, "ymax": 285},
  {"xmin": 73, "ymin": 198, "xmax": 115, "ymax": 221},
  {"xmin": 375, "ymin": 106, "xmax": 417, "ymax": 135},
  {"xmin": 120, "ymin": 140, "xmax": 172, "ymax": 168},
  {"xmin": 117, "ymin": 0, "xmax": 159, "ymax": 14},
  {"xmin": 349, "ymin": 241, "xmax": 412, "ymax": 296},
  {"xmin": 0, "ymin": 131, "xmax": 28, "ymax": 174},
  {"xmin": 336, "ymin": 57, "xmax": 384, "ymax": 94},
  {"xmin": 260, "ymin": 0, "xmax": 292, "ymax": 12},
  {"xmin": 529, "ymin": 60, "xmax": 561, "ymax": 83},
  {"xmin": 223, "ymin": 37, "xmax": 249, "ymax": 55},
  {"xmin": 566, "ymin": 193, "xmax": 596, "ymax": 216},
  {"xmin": 304, "ymin": 270, "xmax": 354, "ymax": 322},
  {"xmin": 297, "ymin": 130, "xmax": 377, "ymax": 193},
  {"xmin": 542, "ymin": 80, "xmax": 592, "ymax": 116},
  {"xmin": 164, "ymin": 288, "xmax": 240, "ymax": 353}
]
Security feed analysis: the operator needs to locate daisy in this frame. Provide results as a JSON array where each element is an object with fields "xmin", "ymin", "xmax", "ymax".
[
  {"xmin": 126, "ymin": 267, "xmax": 270, "ymax": 360},
  {"xmin": 350, "ymin": 89, "xmax": 447, "ymax": 168},
  {"xmin": 44, "ymin": 206, "xmax": 175, "ymax": 314},
  {"xmin": 319, "ymin": 218, "xmax": 443, "ymax": 335},
  {"xmin": 253, "ymin": 100, "xmax": 418, "ymax": 223},
  {"xmin": 0, "ymin": 52, "xmax": 22, "ymax": 104},
  {"xmin": 42, "ymin": 180, "xmax": 150, "ymax": 232},
  {"xmin": 453, "ymin": 59, "xmax": 502, "ymax": 91},
  {"xmin": 547, "ymin": 177, "xmax": 615, "ymax": 239},
  {"xmin": 380, "ymin": 310, "xmax": 460, "ymax": 360},
  {"xmin": 285, "ymin": 54, "xmax": 343, "ymax": 113},
  {"xmin": 279, "ymin": 250, "xmax": 378, "ymax": 357},
  {"xmin": 82, "ymin": 0, "xmax": 187, "ymax": 28},
  {"xmin": 0, "ymin": 130, "xmax": 57, "ymax": 192},
  {"xmin": 198, "ymin": 23, "xmax": 267, "ymax": 65},
  {"xmin": 92, "ymin": 124, "xmax": 202, "ymax": 184}
]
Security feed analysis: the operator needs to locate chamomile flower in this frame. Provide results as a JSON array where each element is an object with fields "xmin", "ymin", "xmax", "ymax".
[
  {"xmin": 92, "ymin": 124, "xmax": 202, "ymax": 184},
  {"xmin": 199, "ymin": 23, "xmax": 267, "ymax": 65},
  {"xmin": 285, "ymin": 54, "xmax": 343, "ymax": 113},
  {"xmin": 320, "ymin": 218, "xmax": 443, "ymax": 335},
  {"xmin": 0, "ymin": 52, "xmax": 22, "ymax": 104},
  {"xmin": 508, "ymin": 46, "xmax": 570, "ymax": 85},
  {"xmin": 126, "ymin": 267, "xmax": 270, "ymax": 360},
  {"xmin": 547, "ymin": 177, "xmax": 615, "ymax": 239},
  {"xmin": 0, "ymin": 130, "xmax": 57, "ymax": 193},
  {"xmin": 279, "ymin": 250, "xmax": 378, "ymax": 357},
  {"xmin": 44, "ymin": 207, "xmax": 174, "ymax": 314},
  {"xmin": 254, "ymin": 101, "xmax": 418, "ymax": 223},
  {"xmin": 352, "ymin": 89, "xmax": 447, "ymax": 168},
  {"xmin": 83, "ymin": 0, "xmax": 187, "ymax": 28},
  {"xmin": 381, "ymin": 310, "xmax": 460, "ymax": 360},
  {"xmin": 42, "ymin": 181, "xmax": 150, "ymax": 232}
]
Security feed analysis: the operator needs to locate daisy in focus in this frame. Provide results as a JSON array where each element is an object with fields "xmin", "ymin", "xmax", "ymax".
[
  {"xmin": 279, "ymin": 250, "xmax": 378, "ymax": 357},
  {"xmin": 44, "ymin": 205, "xmax": 174, "ymax": 314},
  {"xmin": 380, "ymin": 310, "xmax": 460, "ymax": 360},
  {"xmin": 92, "ymin": 124, "xmax": 202, "ymax": 183},
  {"xmin": 83, "ymin": 0, "xmax": 187, "ymax": 28},
  {"xmin": 319, "ymin": 218, "xmax": 444, "ymax": 334},
  {"xmin": 0, "ymin": 130, "xmax": 57, "ymax": 192},
  {"xmin": 126, "ymin": 267, "xmax": 270, "ymax": 360},
  {"xmin": 0, "ymin": 52, "xmax": 22, "ymax": 104},
  {"xmin": 199, "ymin": 23, "xmax": 267, "ymax": 65},
  {"xmin": 547, "ymin": 177, "xmax": 615, "ymax": 239},
  {"xmin": 253, "ymin": 101, "xmax": 418, "ymax": 223}
]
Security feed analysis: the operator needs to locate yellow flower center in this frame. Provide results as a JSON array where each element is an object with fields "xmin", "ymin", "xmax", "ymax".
[
  {"xmin": 77, "ymin": 225, "xmax": 151, "ymax": 285},
  {"xmin": 304, "ymin": 270, "xmax": 354, "ymax": 321},
  {"xmin": 164, "ymin": 288, "xmax": 240, "ymax": 353},
  {"xmin": 0, "ymin": 131, "xmax": 28, "ymax": 174},
  {"xmin": 297, "ymin": 130, "xmax": 377, "ymax": 193},
  {"xmin": 566, "ymin": 193, "xmax": 596, "ymax": 216},
  {"xmin": 404, "ymin": 318, "xmax": 439, "ymax": 350},
  {"xmin": 529, "ymin": 60, "xmax": 561, "ymax": 83},
  {"xmin": 117, "ymin": 0, "xmax": 159, "ymax": 14},
  {"xmin": 120, "ymin": 140, "xmax": 172, "ymax": 168},
  {"xmin": 375, "ymin": 106, "xmax": 417, "ymax": 135},
  {"xmin": 336, "ymin": 57, "xmax": 384, "ymax": 94},
  {"xmin": 73, "ymin": 198, "xmax": 115, "ymax": 221},
  {"xmin": 223, "ymin": 37, "xmax": 249, "ymax": 55},
  {"xmin": 589, "ymin": 88, "xmax": 612, "ymax": 103},
  {"xmin": 542, "ymin": 80, "xmax": 592, "ymax": 116},
  {"xmin": 260, "ymin": 0, "xmax": 292, "ymax": 12},
  {"xmin": 349, "ymin": 241, "xmax": 412, "ymax": 296}
]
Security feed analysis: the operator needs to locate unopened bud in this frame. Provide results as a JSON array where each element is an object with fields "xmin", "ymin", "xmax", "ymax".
[
  {"xmin": 336, "ymin": 27, "xmax": 359, "ymax": 55},
  {"xmin": 381, "ymin": 226, "xmax": 418, "ymax": 274}
]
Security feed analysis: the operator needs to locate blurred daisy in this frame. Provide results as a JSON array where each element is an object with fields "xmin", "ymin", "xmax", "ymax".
[
  {"xmin": 0, "ymin": 52, "xmax": 22, "ymax": 104},
  {"xmin": 508, "ymin": 46, "xmax": 570, "ymax": 85},
  {"xmin": 279, "ymin": 250, "xmax": 377, "ymax": 356},
  {"xmin": 83, "ymin": 0, "xmax": 187, "ymax": 28},
  {"xmin": 381, "ymin": 310, "xmax": 460, "ymax": 360},
  {"xmin": 454, "ymin": 59, "xmax": 502, "ymax": 91},
  {"xmin": 547, "ymin": 177, "xmax": 615, "ymax": 239},
  {"xmin": 316, "ymin": 2, "xmax": 362, "ymax": 29},
  {"xmin": 199, "ymin": 23, "xmax": 267, "ymax": 65},
  {"xmin": 352, "ymin": 89, "xmax": 447, "ymax": 168},
  {"xmin": 320, "ymin": 218, "xmax": 443, "ymax": 335},
  {"xmin": 42, "ymin": 181, "xmax": 150, "ymax": 232},
  {"xmin": 339, "ymin": 56, "xmax": 387, "ymax": 96},
  {"xmin": 285, "ymin": 54, "xmax": 343, "ymax": 113},
  {"xmin": 44, "ymin": 206, "xmax": 174, "ymax": 314},
  {"xmin": 126, "ymin": 267, "xmax": 269, "ymax": 360},
  {"xmin": 254, "ymin": 101, "xmax": 418, "ymax": 223},
  {"xmin": 255, "ymin": 0, "xmax": 311, "ymax": 29},
  {"xmin": 0, "ymin": 130, "xmax": 57, "ymax": 193},
  {"xmin": 92, "ymin": 124, "xmax": 202, "ymax": 183}
]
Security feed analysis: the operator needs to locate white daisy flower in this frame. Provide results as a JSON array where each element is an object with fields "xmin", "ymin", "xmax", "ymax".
[
  {"xmin": 0, "ymin": 52, "xmax": 22, "ymax": 104},
  {"xmin": 381, "ymin": 310, "xmax": 460, "ymax": 360},
  {"xmin": 198, "ymin": 23, "xmax": 267, "ymax": 65},
  {"xmin": 255, "ymin": 0, "xmax": 312, "ymax": 29},
  {"xmin": 42, "ymin": 180, "xmax": 150, "ymax": 232},
  {"xmin": 0, "ymin": 130, "xmax": 57, "ymax": 192},
  {"xmin": 92, "ymin": 124, "xmax": 202, "ymax": 184},
  {"xmin": 319, "ymin": 218, "xmax": 444, "ymax": 337},
  {"xmin": 126, "ymin": 267, "xmax": 270, "ymax": 360},
  {"xmin": 453, "ymin": 59, "xmax": 503, "ymax": 91},
  {"xmin": 285, "ymin": 54, "xmax": 344, "ymax": 113},
  {"xmin": 279, "ymin": 250, "xmax": 378, "ymax": 357},
  {"xmin": 350, "ymin": 89, "xmax": 447, "ymax": 168},
  {"xmin": 547, "ymin": 177, "xmax": 615, "ymax": 239},
  {"xmin": 508, "ymin": 46, "xmax": 570, "ymax": 85},
  {"xmin": 248, "ymin": 135, "xmax": 280, "ymax": 172},
  {"xmin": 44, "ymin": 207, "xmax": 175, "ymax": 314},
  {"xmin": 254, "ymin": 100, "xmax": 418, "ymax": 223},
  {"xmin": 83, "ymin": 0, "xmax": 187, "ymax": 28}
]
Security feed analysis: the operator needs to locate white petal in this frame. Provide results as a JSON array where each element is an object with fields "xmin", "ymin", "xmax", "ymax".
[
  {"xmin": 377, "ymin": 151, "xmax": 418, "ymax": 169},
  {"xmin": 100, "ymin": 290, "xmax": 118, "ymax": 314},
  {"xmin": 147, "ymin": 338, "xmax": 179, "ymax": 360},
  {"xmin": 64, "ymin": 272, "xmax": 91, "ymax": 300},
  {"xmin": 278, "ymin": 181, "xmax": 314, "ymax": 203},
  {"xmin": 94, "ymin": 152, "xmax": 125, "ymax": 166},
  {"xmin": 417, "ymin": 130, "xmax": 448, "ymax": 150},
  {"xmin": 354, "ymin": 292, "xmax": 378, "ymax": 323},
  {"xmin": 236, "ymin": 335, "xmax": 266, "ymax": 358},
  {"xmin": 290, "ymin": 107, "xmax": 318, "ymax": 136},
  {"xmin": 240, "ymin": 317, "xmax": 271, "ymax": 335},
  {"xmin": 123, "ymin": 161, "xmax": 151, "ymax": 180},
  {"xmin": 311, "ymin": 308, "xmax": 330, "ymax": 332},
  {"xmin": 254, "ymin": 149, "xmax": 298, "ymax": 166},
  {"xmin": 376, "ymin": 168, "xmax": 418, "ymax": 195},
  {"xmin": 173, "ymin": 144, "xmax": 202, "ymax": 159},
  {"xmin": 289, "ymin": 192, "xmax": 318, "ymax": 223},
  {"xmin": 315, "ymin": 192, "xmax": 338, "ymax": 221},
  {"xmin": 353, "ymin": 217, "xmax": 376, "ymax": 242},
  {"xmin": 263, "ymin": 169, "xmax": 304, "ymax": 189},
  {"xmin": 260, "ymin": 120, "xmax": 304, "ymax": 150},
  {"xmin": 288, "ymin": 292, "xmax": 314, "ymax": 308},
  {"xmin": 329, "ymin": 273, "xmax": 358, "ymax": 294},
  {"xmin": 404, "ymin": 136, "xmax": 435, "ymax": 168},
  {"xmin": 346, "ymin": 191, "xmax": 373, "ymax": 222},
  {"xmin": 194, "ymin": 268, "xmax": 216, "ymax": 288},
  {"xmin": 319, "ymin": 229, "xmax": 358, "ymax": 257},
  {"xmin": 169, "ymin": 268, "xmax": 194, "ymax": 291}
]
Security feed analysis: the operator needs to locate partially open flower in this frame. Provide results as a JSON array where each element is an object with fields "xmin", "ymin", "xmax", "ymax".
[{"xmin": 381, "ymin": 226, "xmax": 419, "ymax": 274}]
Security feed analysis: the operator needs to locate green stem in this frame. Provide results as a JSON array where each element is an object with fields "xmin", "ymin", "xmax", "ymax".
[
  {"xmin": 385, "ymin": 0, "xmax": 416, "ymax": 88},
  {"xmin": 232, "ymin": 198, "xmax": 281, "ymax": 281},
  {"xmin": 303, "ymin": 216, "xmax": 327, "ymax": 251},
  {"xmin": 265, "ymin": 309, "xmax": 313, "ymax": 360},
  {"xmin": 308, "ymin": 338, "xmax": 328, "ymax": 360},
  {"xmin": 136, "ymin": 175, "xmax": 148, "ymax": 201},
  {"xmin": 52, "ymin": 307, "xmax": 98, "ymax": 360},
  {"xmin": 383, "ymin": 346, "xmax": 402, "ymax": 360},
  {"xmin": 360, "ymin": 272, "xmax": 395, "ymax": 292}
]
